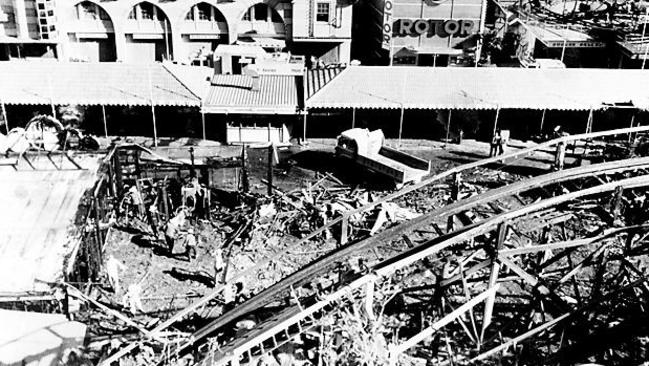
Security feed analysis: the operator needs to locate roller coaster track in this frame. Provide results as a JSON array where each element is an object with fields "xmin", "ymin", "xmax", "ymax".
[
  {"xmin": 99, "ymin": 126, "xmax": 649, "ymax": 365},
  {"xmin": 199, "ymin": 171, "xmax": 649, "ymax": 366}
]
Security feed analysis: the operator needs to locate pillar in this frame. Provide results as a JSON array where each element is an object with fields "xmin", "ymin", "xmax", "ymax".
[
  {"xmin": 12, "ymin": 0, "xmax": 29, "ymax": 38},
  {"xmin": 170, "ymin": 29, "xmax": 183, "ymax": 62},
  {"xmin": 113, "ymin": 25, "xmax": 127, "ymax": 62},
  {"xmin": 338, "ymin": 40, "xmax": 351, "ymax": 64}
]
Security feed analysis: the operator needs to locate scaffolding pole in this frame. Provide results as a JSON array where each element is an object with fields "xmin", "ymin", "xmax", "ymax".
[
  {"xmin": 148, "ymin": 65, "xmax": 158, "ymax": 148},
  {"xmin": 1, "ymin": 100, "xmax": 8, "ymax": 134},
  {"xmin": 101, "ymin": 105, "xmax": 108, "ymax": 138}
]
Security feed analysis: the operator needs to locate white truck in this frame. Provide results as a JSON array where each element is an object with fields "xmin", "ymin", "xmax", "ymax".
[{"xmin": 335, "ymin": 128, "xmax": 431, "ymax": 185}]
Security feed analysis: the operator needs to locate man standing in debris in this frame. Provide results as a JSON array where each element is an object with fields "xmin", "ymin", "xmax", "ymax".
[
  {"xmin": 555, "ymin": 140, "xmax": 567, "ymax": 170},
  {"xmin": 490, "ymin": 129, "xmax": 502, "ymax": 157},
  {"xmin": 183, "ymin": 227, "xmax": 198, "ymax": 261},
  {"xmin": 165, "ymin": 209, "xmax": 186, "ymax": 255},
  {"xmin": 105, "ymin": 256, "xmax": 126, "ymax": 294},
  {"xmin": 213, "ymin": 247, "xmax": 224, "ymax": 285},
  {"xmin": 123, "ymin": 283, "xmax": 145, "ymax": 315}
]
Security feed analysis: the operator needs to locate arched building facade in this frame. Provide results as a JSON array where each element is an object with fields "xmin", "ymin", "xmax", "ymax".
[{"xmin": 55, "ymin": 0, "xmax": 352, "ymax": 64}]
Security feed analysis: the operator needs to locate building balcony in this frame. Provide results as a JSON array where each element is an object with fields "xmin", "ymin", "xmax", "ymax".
[
  {"xmin": 238, "ymin": 21, "xmax": 286, "ymax": 37},
  {"xmin": 123, "ymin": 19, "xmax": 168, "ymax": 34},
  {"xmin": 179, "ymin": 20, "xmax": 228, "ymax": 35},
  {"xmin": 68, "ymin": 19, "xmax": 114, "ymax": 33}
]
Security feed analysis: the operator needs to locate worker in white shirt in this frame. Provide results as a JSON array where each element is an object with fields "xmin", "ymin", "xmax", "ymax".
[{"xmin": 105, "ymin": 256, "xmax": 126, "ymax": 294}]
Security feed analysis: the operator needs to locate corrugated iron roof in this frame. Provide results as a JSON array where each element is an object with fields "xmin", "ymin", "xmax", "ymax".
[
  {"xmin": 305, "ymin": 67, "xmax": 346, "ymax": 99},
  {"xmin": 203, "ymin": 74, "xmax": 300, "ymax": 114},
  {"xmin": 0, "ymin": 61, "xmax": 201, "ymax": 107},
  {"xmin": 306, "ymin": 66, "xmax": 649, "ymax": 111}
]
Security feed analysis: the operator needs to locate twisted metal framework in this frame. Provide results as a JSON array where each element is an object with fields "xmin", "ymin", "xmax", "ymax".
[
  {"xmin": 99, "ymin": 126, "xmax": 649, "ymax": 366},
  {"xmin": 201, "ymin": 163, "xmax": 649, "ymax": 366}
]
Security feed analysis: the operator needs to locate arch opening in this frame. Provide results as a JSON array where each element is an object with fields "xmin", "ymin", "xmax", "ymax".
[
  {"xmin": 66, "ymin": 1, "xmax": 117, "ymax": 61},
  {"xmin": 181, "ymin": 2, "xmax": 228, "ymax": 66},
  {"xmin": 238, "ymin": 2, "xmax": 286, "ymax": 41},
  {"xmin": 124, "ymin": 1, "xmax": 173, "ymax": 62}
]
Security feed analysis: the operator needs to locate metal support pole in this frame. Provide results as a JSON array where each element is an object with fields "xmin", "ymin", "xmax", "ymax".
[
  {"xmin": 352, "ymin": 107, "xmax": 356, "ymax": 128},
  {"xmin": 267, "ymin": 143, "xmax": 273, "ymax": 196},
  {"xmin": 445, "ymin": 109, "xmax": 452, "ymax": 143},
  {"xmin": 201, "ymin": 109, "xmax": 207, "ymax": 140},
  {"xmin": 151, "ymin": 105, "xmax": 158, "ymax": 147},
  {"xmin": 586, "ymin": 108, "xmax": 594, "ymax": 133},
  {"xmin": 492, "ymin": 107, "xmax": 501, "ymax": 136},
  {"xmin": 398, "ymin": 105, "xmax": 405, "ymax": 147},
  {"xmin": 302, "ymin": 110, "xmax": 308, "ymax": 143},
  {"xmin": 101, "ymin": 105, "xmax": 108, "ymax": 138},
  {"xmin": 1, "ymin": 101, "xmax": 8, "ymax": 134},
  {"xmin": 539, "ymin": 109, "xmax": 546, "ymax": 133},
  {"xmin": 629, "ymin": 112, "xmax": 636, "ymax": 143},
  {"xmin": 398, "ymin": 73, "xmax": 407, "ymax": 146},
  {"xmin": 148, "ymin": 65, "xmax": 158, "ymax": 148}
]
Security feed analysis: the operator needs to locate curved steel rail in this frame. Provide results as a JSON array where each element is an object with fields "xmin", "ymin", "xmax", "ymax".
[
  {"xmin": 100, "ymin": 125, "xmax": 649, "ymax": 365},
  {"xmin": 206, "ymin": 173, "xmax": 649, "ymax": 366}
]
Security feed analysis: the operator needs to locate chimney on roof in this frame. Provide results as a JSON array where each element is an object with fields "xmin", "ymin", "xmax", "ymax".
[{"xmin": 249, "ymin": 69, "xmax": 260, "ymax": 92}]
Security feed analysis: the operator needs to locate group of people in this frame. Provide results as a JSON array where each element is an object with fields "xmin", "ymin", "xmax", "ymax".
[
  {"xmin": 489, "ymin": 129, "xmax": 509, "ymax": 157},
  {"xmin": 118, "ymin": 178, "xmax": 204, "ymax": 262}
]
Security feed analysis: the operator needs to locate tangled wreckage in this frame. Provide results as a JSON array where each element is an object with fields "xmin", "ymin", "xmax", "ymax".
[{"xmin": 3, "ymin": 126, "xmax": 649, "ymax": 365}]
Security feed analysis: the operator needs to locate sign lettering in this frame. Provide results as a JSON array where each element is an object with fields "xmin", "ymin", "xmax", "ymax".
[
  {"xmin": 394, "ymin": 19, "xmax": 476, "ymax": 38},
  {"xmin": 382, "ymin": 0, "xmax": 393, "ymax": 50}
]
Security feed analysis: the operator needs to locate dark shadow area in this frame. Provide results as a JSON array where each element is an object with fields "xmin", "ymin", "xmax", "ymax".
[
  {"xmin": 164, "ymin": 267, "xmax": 215, "ymax": 288},
  {"xmin": 287, "ymin": 150, "xmax": 397, "ymax": 190}
]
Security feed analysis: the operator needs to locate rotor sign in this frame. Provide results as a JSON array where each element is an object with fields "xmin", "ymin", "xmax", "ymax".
[
  {"xmin": 382, "ymin": 0, "xmax": 393, "ymax": 50},
  {"xmin": 394, "ymin": 19, "xmax": 476, "ymax": 38}
]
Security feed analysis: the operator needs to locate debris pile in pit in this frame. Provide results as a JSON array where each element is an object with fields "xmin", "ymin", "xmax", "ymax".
[{"xmin": 217, "ymin": 179, "xmax": 424, "ymax": 298}]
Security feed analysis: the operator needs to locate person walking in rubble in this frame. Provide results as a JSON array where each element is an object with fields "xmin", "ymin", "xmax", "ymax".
[
  {"xmin": 123, "ymin": 283, "xmax": 145, "ymax": 315},
  {"xmin": 165, "ymin": 209, "xmax": 186, "ymax": 255},
  {"xmin": 183, "ymin": 227, "xmax": 198, "ymax": 261},
  {"xmin": 213, "ymin": 247, "xmax": 224, "ymax": 285},
  {"xmin": 555, "ymin": 140, "xmax": 567, "ymax": 170},
  {"xmin": 105, "ymin": 256, "xmax": 126, "ymax": 294},
  {"xmin": 490, "ymin": 129, "xmax": 502, "ymax": 157}
]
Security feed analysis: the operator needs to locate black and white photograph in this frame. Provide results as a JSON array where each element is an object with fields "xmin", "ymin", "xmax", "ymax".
[{"xmin": 1, "ymin": 0, "xmax": 649, "ymax": 364}]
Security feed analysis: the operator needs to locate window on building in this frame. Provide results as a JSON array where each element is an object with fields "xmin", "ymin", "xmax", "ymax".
[
  {"xmin": 78, "ymin": 3, "xmax": 97, "ymax": 20},
  {"xmin": 140, "ymin": 3, "xmax": 154, "ymax": 20},
  {"xmin": 271, "ymin": 8, "xmax": 282, "ymax": 22},
  {"xmin": 197, "ymin": 3, "xmax": 210, "ymax": 20},
  {"xmin": 254, "ymin": 3, "xmax": 267, "ymax": 21},
  {"xmin": 316, "ymin": 2, "xmax": 329, "ymax": 22},
  {"xmin": 242, "ymin": 8, "xmax": 251, "ymax": 21}
]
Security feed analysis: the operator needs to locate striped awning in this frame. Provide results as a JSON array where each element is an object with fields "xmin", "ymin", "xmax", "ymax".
[
  {"xmin": 306, "ymin": 66, "xmax": 649, "ymax": 111},
  {"xmin": 0, "ymin": 61, "xmax": 202, "ymax": 107}
]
